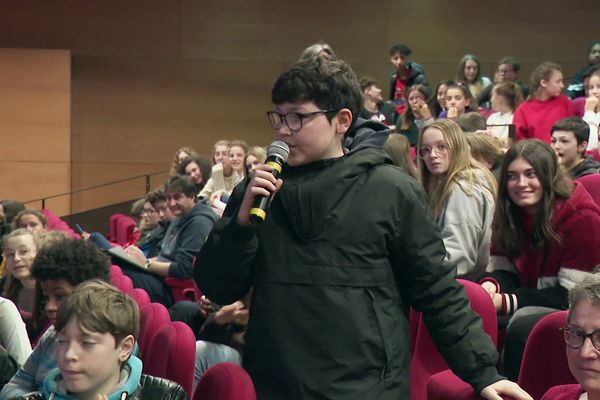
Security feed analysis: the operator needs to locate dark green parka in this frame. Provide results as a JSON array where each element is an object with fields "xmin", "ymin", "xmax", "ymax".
[{"xmin": 195, "ymin": 125, "xmax": 501, "ymax": 399}]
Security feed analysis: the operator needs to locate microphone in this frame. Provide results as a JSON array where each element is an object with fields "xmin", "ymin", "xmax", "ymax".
[{"xmin": 249, "ymin": 140, "xmax": 290, "ymax": 224}]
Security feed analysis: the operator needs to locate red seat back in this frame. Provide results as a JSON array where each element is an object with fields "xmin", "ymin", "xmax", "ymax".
[
  {"xmin": 518, "ymin": 311, "xmax": 576, "ymax": 400},
  {"xmin": 194, "ymin": 362, "xmax": 257, "ymax": 400},
  {"xmin": 578, "ymin": 173, "xmax": 600, "ymax": 207},
  {"xmin": 411, "ymin": 279, "xmax": 497, "ymax": 400},
  {"xmin": 144, "ymin": 321, "xmax": 196, "ymax": 398},
  {"xmin": 138, "ymin": 302, "xmax": 171, "ymax": 361}
]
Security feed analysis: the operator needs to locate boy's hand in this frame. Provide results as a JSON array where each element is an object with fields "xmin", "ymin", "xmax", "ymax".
[
  {"xmin": 237, "ymin": 164, "xmax": 283, "ymax": 226},
  {"xmin": 480, "ymin": 379, "xmax": 532, "ymax": 400},
  {"xmin": 213, "ymin": 301, "xmax": 248, "ymax": 325}
]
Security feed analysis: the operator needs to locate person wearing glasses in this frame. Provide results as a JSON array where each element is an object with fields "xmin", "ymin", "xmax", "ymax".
[
  {"xmin": 477, "ymin": 56, "xmax": 530, "ymax": 109},
  {"xmin": 481, "ymin": 139, "xmax": 600, "ymax": 381},
  {"xmin": 542, "ymin": 274, "xmax": 600, "ymax": 400},
  {"xmin": 416, "ymin": 119, "xmax": 497, "ymax": 281},
  {"xmin": 195, "ymin": 57, "xmax": 531, "ymax": 400}
]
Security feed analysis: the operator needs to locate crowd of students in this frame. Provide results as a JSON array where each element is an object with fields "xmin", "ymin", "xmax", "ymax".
[{"xmin": 1, "ymin": 40, "xmax": 600, "ymax": 400}]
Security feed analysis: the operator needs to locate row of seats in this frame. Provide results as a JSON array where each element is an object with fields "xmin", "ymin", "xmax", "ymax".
[
  {"xmin": 410, "ymin": 279, "xmax": 575, "ymax": 400},
  {"xmin": 110, "ymin": 264, "xmax": 256, "ymax": 400}
]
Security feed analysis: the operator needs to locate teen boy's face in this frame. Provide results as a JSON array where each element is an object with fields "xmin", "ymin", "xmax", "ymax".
[
  {"xmin": 275, "ymin": 102, "xmax": 347, "ymax": 167},
  {"xmin": 551, "ymin": 130, "xmax": 586, "ymax": 169},
  {"xmin": 57, "ymin": 317, "xmax": 133, "ymax": 400},
  {"xmin": 41, "ymin": 279, "xmax": 76, "ymax": 322}
]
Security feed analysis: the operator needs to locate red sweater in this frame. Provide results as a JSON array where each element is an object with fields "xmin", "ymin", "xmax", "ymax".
[
  {"xmin": 491, "ymin": 182, "xmax": 600, "ymax": 309},
  {"xmin": 513, "ymin": 95, "xmax": 575, "ymax": 143}
]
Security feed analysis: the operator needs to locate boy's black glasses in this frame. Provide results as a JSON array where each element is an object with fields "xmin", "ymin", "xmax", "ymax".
[
  {"xmin": 561, "ymin": 325, "xmax": 600, "ymax": 351},
  {"xmin": 267, "ymin": 110, "xmax": 338, "ymax": 133}
]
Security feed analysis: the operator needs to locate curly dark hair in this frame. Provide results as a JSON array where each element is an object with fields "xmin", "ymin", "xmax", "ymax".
[
  {"xmin": 178, "ymin": 155, "xmax": 213, "ymax": 186},
  {"xmin": 31, "ymin": 238, "xmax": 110, "ymax": 285}
]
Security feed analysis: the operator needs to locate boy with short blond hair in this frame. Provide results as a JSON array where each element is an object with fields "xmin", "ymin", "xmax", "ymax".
[{"xmin": 25, "ymin": 280, "xmax": 186, "ymax": 400}]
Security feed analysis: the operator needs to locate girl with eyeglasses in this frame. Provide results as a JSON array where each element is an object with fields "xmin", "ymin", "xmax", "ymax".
[
  {"xmin": 481, "ymin": 139, "xmax": 600, "ymax": 381},
  {"xmin": 1, "ymin": 229, "xmax": 40, "ymax": 342},
  {"xmin": 417, "ymin": 119, "xmax": 497, "ymax": 281}
]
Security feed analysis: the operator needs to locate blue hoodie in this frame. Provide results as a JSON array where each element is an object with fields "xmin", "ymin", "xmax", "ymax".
[{"xmin": 42, "ymin": 356, "xmax": 142, "ymax": 400}]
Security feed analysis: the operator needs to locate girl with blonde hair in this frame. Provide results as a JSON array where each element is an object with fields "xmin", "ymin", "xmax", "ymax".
[{"xmin": 417, "ymin": 119, "xmax": 497, "ymax": 280}]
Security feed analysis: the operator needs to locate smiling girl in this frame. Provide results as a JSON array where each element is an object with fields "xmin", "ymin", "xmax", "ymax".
[
  {"xmin": 456, "ymin": 54, "xmax": 492, "ymax": 98},
  {"xmin": 482, "ymin": 139, "xmax": 600, "ymax": 380}
]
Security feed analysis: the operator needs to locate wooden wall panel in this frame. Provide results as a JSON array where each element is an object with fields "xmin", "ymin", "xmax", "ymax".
[
  {"xmin": 0, "ymin": 1, "xmax": 597, "ymax": 213},
  {"xmin": 0, "ymin": 48, "xmax": 70, "ymax": 214}
]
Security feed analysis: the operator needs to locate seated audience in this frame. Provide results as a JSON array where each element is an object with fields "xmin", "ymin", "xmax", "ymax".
[
  {"xmin": 395, "ymin": 84, "xmax": 433, "ymax": 146},
  {"xmin": 358, "ymin": 76, "xmax": 397, "ymax": 128},
  {"xmin": 136, "ymin": 189, "xmax": 173, "ymax": 258},
  {"xmin": 478, "ymin": 56, "xmax": 529, "ymax": 108},
  {"xmin": 388, "ymin": 44, "xmax": 428, "ymax": 115},
  {"xmin": 169, "ymin": 146, "xmax": 197, "ymax": 176},
  {"xmin": 383, "ymin": 133, "xmax": 418, "ymax": 180},
  {"xmin": 199, "ymin": 140, "xmax": 243, "ymax": 203},
  {"xmin": 482, "ymin": 139, "xmax": 600, "ymax": 381},
  {"xmin": 456, "ymin": 54, "xmax": 492, "ymax": 98},
  {"xmin": 124, "ymin": 175, "xmax": 218, "ymax": 306},
  {"xmin": 0, "ymin": 296, "xmax": 31, "ymax": 366},
  {"xmin": 439, "ymin": 83, "xmax": 478, "ymax": 119},
  {"xmin": 417, "ymin": 119, "xmax": 496, "ymax": 280},
  {"xmin": 566, "ymin": 40, "xmax": 600, "ymax": 99},
  {"xmin": 487, "ymin": 81, "xmax": 524, "ymax": 139},
  {"xmin": 228, "ymin": 140, "xmax": 249, "ymax": 179},
  {"xmin": 457, "ymin": 111, "xmax": 488, "ymax": 133},
  {"xmin": 465, "ymin": 132, "xmax": 505, "ymax": 179},
  {"xmin": 179, "ymin": 154, "xmax": 212, "ymax": 195},
  {"xmin": 245, "ymin": 146, "xmax": 267, "ymax": 176},
  {"xmin": 26, "ymin": 280, "xmax": 186, "ymax": 400},
  {"xmin": 0, "ymin": 238, "xmax": 111, "ymax": 399},
  {"xmin": 12, "ymin": 211, "xmax": 47, "ymax": 234},
  {"xmin": 542, "ymin": 274, "xmax": 600, "ymax": 400},
  {"xmin": 514, "ymin": 62, "xmax": 576, "ymax": 143},
  {"xmin": 551, "ymin": 117, "xmax": 600, "ymax": 179},
  {"xmin": 170, "ymin": 294, "xmax": 247, "ymax": 384},
  {"xmin": 584, "ymin": 68, "xmax": 600, "ymax": 151},
  {"xmin": 1, "ymin": 230, "xmax": 38, "ymax": 323},
  {"xmin": 194, "ymin": 56, "xmax": 529, "ymax": 400},
  {"xmin": 432, "ymin": 79, "xmax": 455, "ymax": 118}
]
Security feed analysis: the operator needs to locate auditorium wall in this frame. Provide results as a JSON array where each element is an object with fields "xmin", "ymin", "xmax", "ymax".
[{"xmin": 0, "ymin": 0, "xmax": 595, "ymax": 213}]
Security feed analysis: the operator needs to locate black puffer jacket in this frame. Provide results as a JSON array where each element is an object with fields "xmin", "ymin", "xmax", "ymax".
[
  {"xmin": 196, "ymin": 126, "xmax": 501, "ymax": 399},
  {"xmin": 16, "ymin": 375, "xmax": 187, "ymax": 400}
]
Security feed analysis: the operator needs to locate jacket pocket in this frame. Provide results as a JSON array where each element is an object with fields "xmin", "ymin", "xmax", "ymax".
[{"xmin": 366, "ymin": 288, "xmax": 391, "ymax": 380}]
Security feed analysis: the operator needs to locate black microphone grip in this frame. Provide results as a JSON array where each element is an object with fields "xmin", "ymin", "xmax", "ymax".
[{"xmin": 248, "ymin": 155, "xmax": 284, "ymax": 224}]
